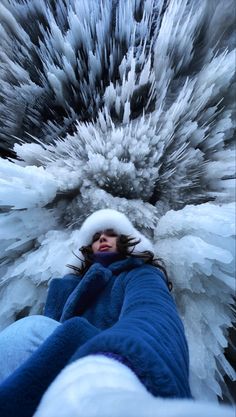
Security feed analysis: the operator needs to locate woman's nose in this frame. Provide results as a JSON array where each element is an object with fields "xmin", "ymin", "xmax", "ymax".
[{"xmin": 99, "ymin": 233, "xmax": 107, "ymax": 242}]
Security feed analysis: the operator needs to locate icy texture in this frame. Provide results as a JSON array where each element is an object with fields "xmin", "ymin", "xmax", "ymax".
[
  {"xmin": 154, "ymin": 203, "xmax": 235, "ymax": 400},
  {"xmin": 0, "ymin": 0, "xmax": 235, "ymax": 404}
]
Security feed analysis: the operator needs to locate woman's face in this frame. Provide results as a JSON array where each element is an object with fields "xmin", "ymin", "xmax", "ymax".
[{"xmin": 91, "ymin": 229, "xmax": 118, "ymax": 254}]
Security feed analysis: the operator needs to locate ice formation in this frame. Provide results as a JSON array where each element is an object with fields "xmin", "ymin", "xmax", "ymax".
[{"xmin": 0, "ymin": 0, "xmax": 235, "ymax": 405}]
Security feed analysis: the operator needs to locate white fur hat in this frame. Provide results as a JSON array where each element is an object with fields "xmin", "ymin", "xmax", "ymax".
[
  {"xmin": 64, "ymin": 209, "xmax": 154, "ymax": 273},
  {"xmin": 78, "ymin": 209, "xmax": 154, "ymax": 253}
]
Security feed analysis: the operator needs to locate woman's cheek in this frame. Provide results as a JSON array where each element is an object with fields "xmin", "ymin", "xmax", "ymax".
[{"xmin": 91, "ymin": 242, "xmax": 98, "ymax": 253}]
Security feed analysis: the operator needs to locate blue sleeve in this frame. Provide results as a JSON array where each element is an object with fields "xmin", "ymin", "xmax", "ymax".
[
  {"xmin": 70, "ymin": 265, "xmax": 191, "ymax": 398},
  {"xmin": 44, "ymin": 274, "xmax": 80, "ymax": 321}
]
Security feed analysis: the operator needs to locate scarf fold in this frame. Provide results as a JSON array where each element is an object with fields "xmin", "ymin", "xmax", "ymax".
[{"xmin": 91, "ymin": 252, "xmax": 124, "ymax": 267}]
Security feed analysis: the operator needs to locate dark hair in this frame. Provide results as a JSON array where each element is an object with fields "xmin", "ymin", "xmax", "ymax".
[{"xmin": 67, "ymin": 232, "xmax": 173, "ymax": 291}]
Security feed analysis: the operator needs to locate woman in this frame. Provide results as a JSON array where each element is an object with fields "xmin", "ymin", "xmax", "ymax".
[{"xmin": 0, "ymin": 209, "xmax": 191, "ymax": 417}]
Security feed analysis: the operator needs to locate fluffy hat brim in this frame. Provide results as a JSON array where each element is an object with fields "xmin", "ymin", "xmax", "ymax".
[
  {"xmin": 64, "ymin": 209, "xmax": 154, "ymax": 273},
  {"xmin": 78, "ymin": 209, "xmax": 154, "ymax": 253}
]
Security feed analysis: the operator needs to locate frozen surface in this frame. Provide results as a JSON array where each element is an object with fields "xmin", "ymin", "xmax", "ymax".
[{"xmin": 0, "ymin": 0, "xmax": 235, "ymax": 407}]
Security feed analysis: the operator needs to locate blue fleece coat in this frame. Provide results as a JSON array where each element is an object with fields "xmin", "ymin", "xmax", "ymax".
[{"xmin": 0, "ymin": 258, "xmax": 191, "ymax": 417}]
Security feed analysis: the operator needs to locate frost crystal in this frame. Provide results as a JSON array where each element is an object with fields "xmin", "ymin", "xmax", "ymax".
[{"xmin": 0, "ymin": 0, "xmax": 235, "ymax": 403}]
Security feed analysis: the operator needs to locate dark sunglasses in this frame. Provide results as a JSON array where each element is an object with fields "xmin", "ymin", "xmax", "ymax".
[{"xmin": 92, "ymin": 229, "xmax": 118, "ymax": 242}]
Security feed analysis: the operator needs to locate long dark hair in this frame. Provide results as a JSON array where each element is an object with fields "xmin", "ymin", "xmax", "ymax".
[{"xmin": 67, "ymin": 232, "xmax": 173, "ymax": 291}]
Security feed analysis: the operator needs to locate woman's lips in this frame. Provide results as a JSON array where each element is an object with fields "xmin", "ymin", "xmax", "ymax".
[{"xmin": 99, "ymin": 244, "xmax": 111, "ymax": 251}]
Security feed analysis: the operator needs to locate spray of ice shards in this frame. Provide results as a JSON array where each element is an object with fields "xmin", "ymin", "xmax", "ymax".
[{"xmin": 0, "ymin": 0, "xmax": 235, "ymax": 402}]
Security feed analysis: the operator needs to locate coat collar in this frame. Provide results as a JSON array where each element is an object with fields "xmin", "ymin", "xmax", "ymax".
[
  {"xmin": 60, "ymin": 258, "xmax": 144, "ymax": 321},
  {"xmin": 108, "ymin": 257, "xmax": 144, "ymax": 274}
]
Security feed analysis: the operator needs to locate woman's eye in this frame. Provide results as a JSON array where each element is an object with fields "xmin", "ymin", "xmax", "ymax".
[
  {"xmin": 92, "ymin": 229, "xmax": 117, "ymax": 242},
  {"xmin": 92, "ymin": 232, "xmax": 101, "ymax": 242},
  {"xmin": 105, "ymin": 229, "xmax": 118, "ymax": 237}
]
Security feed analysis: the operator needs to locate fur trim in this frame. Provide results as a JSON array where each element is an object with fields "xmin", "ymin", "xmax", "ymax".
[
  {"xmin": 78, "ymin": 209, "xmax": 154, "ymax": 253},
  {"xmin": 64, "ymin": 209, "xmax": 154, "ymax": 272},
  {"xmin": 34, "ymin": 355, "xmax": 149, "ymax": 417},
  {"xmin": 34, "ymin": 355, "xmax": 235, "ymax": 417}
]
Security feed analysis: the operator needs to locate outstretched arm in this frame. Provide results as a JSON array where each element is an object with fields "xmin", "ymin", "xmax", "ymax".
[{"xmin": 70, "ymin": 264, "xmax": 191, "ymax": 399}]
